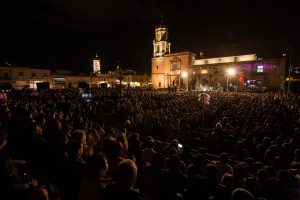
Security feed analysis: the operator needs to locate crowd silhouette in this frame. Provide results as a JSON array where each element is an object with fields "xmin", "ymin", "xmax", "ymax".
[{"xmin": 0, "ymin": 88, "xmax": 300, "ymax": 200}]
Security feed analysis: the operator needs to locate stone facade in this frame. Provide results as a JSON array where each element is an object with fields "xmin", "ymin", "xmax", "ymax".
[
  {"xmin": 0, "ymin": 66, "xmax": 52, "ymax": 90},
  {"xmin": 151, "ymin": 25, "xmax": 286, "ymax": 91},
  {"xmin": 0, "ymin": 66, "xmax": 150, "ymax": 90}
]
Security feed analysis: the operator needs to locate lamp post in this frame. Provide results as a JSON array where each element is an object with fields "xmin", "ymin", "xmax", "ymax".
[
  {"xmin": 178, "ymin": 74, "xmax": 180, "ymax": 90},
  {"xmin": 226, "ymin": 68, "xmax": 236, "ymax": 92},
  {"xmin": 89, "ymin": 72, "xmax": 93, "ymax": 88},
  {"xmin": 288, "ymin": 47, "xmax": 292, "ymax": 93},
  {"xmin": 115, "ymin": 66, "xmax": 124, "ymax": 88},
  {"xmin": 181, "ymin": 71, "xmax": 188, "ymax": 91},
  {"xmin": 177, "ymin": 71, "xmax": 181, "ymax": 90},
  {"xmin": 283, "ymin": 46, "xmax": 293, "ymax": 93}
]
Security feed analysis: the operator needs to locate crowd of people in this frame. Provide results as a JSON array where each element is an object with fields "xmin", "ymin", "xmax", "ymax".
[{"xmin": 0, "ymin": 88, "xmax": 300, "ymax": 200}]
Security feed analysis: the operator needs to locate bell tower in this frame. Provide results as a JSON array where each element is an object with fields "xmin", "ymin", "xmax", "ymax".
[
  {"xmin": 93, "ymin": 54, "xmax": 101, "ymax": 74},
  {"xmin": 153, "ymin": 18, "xmax": 171, "ymax": 57}
]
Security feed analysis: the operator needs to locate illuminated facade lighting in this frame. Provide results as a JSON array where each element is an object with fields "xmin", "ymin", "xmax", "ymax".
[
  {"xmin": 201, "ymin": 69, "xmax": 208, "ymax": 74},
  {"xmin": 181, "ymin": 71, "xmax": 188, "ymax": 77},
  {"xmin": 227, "ymin": 68, "xmax": 236, "ymax": 76}
]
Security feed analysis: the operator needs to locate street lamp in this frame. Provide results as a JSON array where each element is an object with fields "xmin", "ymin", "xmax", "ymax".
[
  {"xmin": 115, "ymin": 66, "xmax": 124, "ymax": 87},
  {"xmin": 181, "ymin": 71, "xmax": 188, "ymax": 91},
  {"xmin": 288, "ymin": 47, "xmax": 292, "ymax": 93},
  {"xmin": 177, "ymin": 71, "xmax": 181, "ymax": 90},
  {"xmin": 226, "ymin": 68, "xmax": 236, "ymax": 92},
  {"xmin": 283, "ymin": 46, "xmax": 293, "ymax": 93}
]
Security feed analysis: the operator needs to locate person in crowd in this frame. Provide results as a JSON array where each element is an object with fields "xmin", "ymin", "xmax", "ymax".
[
  {"xmin": 141, "ymin": 136, "xmax": 157, "ymax": 168},
  {"xmin": 105, "ymin": 138, "xmax": 126, "ymax": 179},
  {"xmin": 78, "ymin": 154, "xmax": 109, "ymax": 200},
  {"xmin": 103, "ymin": 159, "xmax": 143, "ymax": 200},
  {"xmin": 160, "ymin": 154, "xmax": 187, "ymax": 199},
  {"xmin": 143, "ymin": 152, "xmax": 165, "ymax": 199},
  {"xmin": 215, "ymin": 153, "xmax": 233, "ymax": 177},
  {"xmin": 231, "ymin": 188, "xmax": 254, "ymax": 200},
  {"xmin": 60, "ymin": 140, "xmax": 85, "ymax": 200}
]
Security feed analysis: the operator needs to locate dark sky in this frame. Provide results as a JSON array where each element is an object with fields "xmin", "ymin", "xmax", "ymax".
[{"xmin": 1, "ymin": 0, "xmax": 300, "ymax": 74}]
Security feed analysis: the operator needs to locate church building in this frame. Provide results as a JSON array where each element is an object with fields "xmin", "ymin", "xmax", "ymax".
[{"xmin": 151, "ymin": 22, "xmax": 286, "ymax": 91}]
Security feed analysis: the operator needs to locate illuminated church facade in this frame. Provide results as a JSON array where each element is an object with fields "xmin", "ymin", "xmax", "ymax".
[{"xmin": 151, "ymin": 23, "xmax": 286, "ymax": 91}]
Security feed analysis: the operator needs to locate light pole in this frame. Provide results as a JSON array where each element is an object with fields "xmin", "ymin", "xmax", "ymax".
[
  {"xmin": 226, "ymin": 76, "xmax": 229, "ymax": 92},
  {"xmin": 288, "ymin": 47, "xmax": 292, "ymax": 93},
  {"xmin": 226, "ymin": 68, "xmax": 236, "ymax": 92},
  {"xmin": 115, "ymin": 66, "xmax": 124, "ymax": 88},
  {"xmin": 284, "ymin": 46, "xmax": 293, "ymax": 93},
  {"xmin": 177, "ymin": 74, "xmax": 180, "ymax": 90},
  {"xmin": 177, "ymin": 71, "xmax": 181, "ymax": 90},
  {"xmin": 181, "ymin": 71, "xmax": 188, "ymax": 91}
]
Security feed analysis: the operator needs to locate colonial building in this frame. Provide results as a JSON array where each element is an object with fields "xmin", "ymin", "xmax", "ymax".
[
  {"xmin": 151, "ymin": 23, "xmax": 286, "ymax": 91},
  {"xmin": 53, "ymin": 71, "xmax": 116, "ymax": 89},
  {"xmin": 123, "ymin": 72, "xmax": 151, "ymax": 88},
  {"xmin": 0, "ymin": 59, "xmax": 150, "ymax": 90},
  {"xmin": 108, "ymin": 66, "xmax": 151, "ymax": 88},
  {"xmin": 0, "ymin": 66, "xmax": 52, "ymax": 90}
]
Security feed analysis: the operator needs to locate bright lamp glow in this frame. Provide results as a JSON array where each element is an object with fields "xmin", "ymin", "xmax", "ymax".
[
  {"xmin": 201, "ymin": 69, "xmax": 208, "ymax": 74},
  {"xmin": 226, "ymin": 68, "xmax": 236, "ymax": 76},
  {"xmin": 181, "ymin": 71, "xmax": 188, "ymax": 77}
]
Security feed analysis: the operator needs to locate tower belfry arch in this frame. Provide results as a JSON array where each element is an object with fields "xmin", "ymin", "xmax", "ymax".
[
  {"xmin": 93, "ymin": 54, "xmax": 101, "ymax": 74},
  {"xmin": 153, "ymin": 16, "xmax": 171, "ymax": 57}
]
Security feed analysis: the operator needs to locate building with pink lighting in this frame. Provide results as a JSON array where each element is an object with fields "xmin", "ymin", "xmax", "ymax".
[{"xmin": 151, "ymin": 23, "xmax": 286, "ymax": 91}]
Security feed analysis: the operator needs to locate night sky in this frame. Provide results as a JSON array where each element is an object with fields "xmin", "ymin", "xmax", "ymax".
[{"xmin": 1, "ymin": 0, "xmax": 300, "ymax": 74}]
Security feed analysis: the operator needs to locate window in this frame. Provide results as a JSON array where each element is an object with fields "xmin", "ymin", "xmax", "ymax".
[
  {"xmin": 256, "ymin": 66, "xmax": 264, "ymax": 73},
  {"xmin": 171, "ymin": 63, "xmax": 178, "ymax": 71},
  {"xmin": 54, "ymin": 77, "xmax": 65, "ymax": 82},
  {"xmin": 19, "ymin": 72, "xmax": 24, "ymax": 77},
  {"xmin": 44, "ymin": 73, "xmax": 47, "ymax": 78},
  {"xmin": 157, "ymin": 65, "xmax": 158, "ymax": 70},
  {"xmin": 161, "ymin": 32, "xmax": 165, "ymax": 41},
  {"xmin": 159, "ymin": 82, "xmax": 161, "ymax": 87},
  {"xmin": 32, "ymin": 72, "xmax": 36, "ymax": 78}
]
